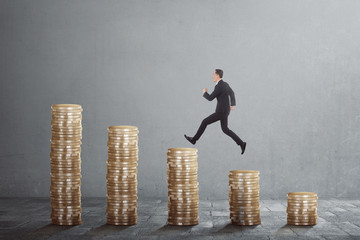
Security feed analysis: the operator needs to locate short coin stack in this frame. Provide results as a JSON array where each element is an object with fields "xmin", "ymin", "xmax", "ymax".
[
  {"xmin": 167, "ymin": 148, "xmax": 199, "ymax": 226},
  {"xmin": 229, "ymin": 170, "xmax": 261, "ymax": 226},
  {"xmin": 106, "ymin": 126, "xmax": 139, "ymax": 225},
  {"xmin": 50, "ymin": 104, "xmax": 83, "ymax": 225},
  {"xmin": 287, "ymin": 192, "xmax": 318, "ymax": 226}
]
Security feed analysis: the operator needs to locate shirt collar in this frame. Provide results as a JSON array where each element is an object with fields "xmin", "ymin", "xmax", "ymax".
[{"xmin": 216, "ymin": 79, "xmax": 223, "ymax": 85}]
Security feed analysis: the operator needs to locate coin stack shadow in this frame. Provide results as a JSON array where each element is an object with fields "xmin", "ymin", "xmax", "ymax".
[
  {"xmin": 287, "ymin": 192, "xmax": 318, "ymax": 226},
  {"xmin": 50, "ymin": 104, "xmax": 83, "ymax": 225},
  {"xmin": 106, "ymin": 126, "xmax": 139, "ymax": 225},
  {"xmin": 167, "ymin": 148, "xmax": 199, "ymax": 226},
  {"xmin": 229, "ymin": 170, "xmax": 261, "ymax": 226}
]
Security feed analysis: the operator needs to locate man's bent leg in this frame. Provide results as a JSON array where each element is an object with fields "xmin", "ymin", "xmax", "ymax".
[
  {"xmin": 220, "ymin": 115, "xmax": 244, "ymax": 146},
  {"xmin": 193, "ymin": 113, "xmax": 221, "ymax": 141}
]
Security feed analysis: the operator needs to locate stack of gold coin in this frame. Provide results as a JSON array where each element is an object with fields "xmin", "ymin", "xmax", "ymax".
[
  {"xmin": 50, "ymin": 104, "xmax": 82, "ymax": 226},
  {"xmin": 106, "ymin": 126, "xmax": 139, "ymax": 226},
  {"xmin": 167, "ymin": 148, "xmax": 199, "ymax": 226},
  {"xmin": 229, "ymin": 170, "xmax": 261, "ymax": 226},
  {"xmin": 287, "ymin": 192, "xmax": 318, "ymax": 226}
]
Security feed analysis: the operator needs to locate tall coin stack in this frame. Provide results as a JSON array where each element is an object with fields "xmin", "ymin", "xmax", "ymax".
[
  {"xmin": 229, "ymin": 170, "xmax": 261, "ymax": 226},
  {"xmin": 167, "ymin": 148, "xmax": 199, "ymax": 226},
  {"xmin": 50, "ymin": 104, "xmax": 83, "ymax": 226},
  {"xmin": 287, "ymin": 192, "xmax": 318, "ymax": 226},
  {"xmin": 106, "ymin": 126, "xmax": 139, "ymax": 225}
]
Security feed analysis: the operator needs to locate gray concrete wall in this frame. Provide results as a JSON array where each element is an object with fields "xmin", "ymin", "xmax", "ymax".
[{"xmin": 1, "ymin": 0, "xmax": 359, "ymax": 199}]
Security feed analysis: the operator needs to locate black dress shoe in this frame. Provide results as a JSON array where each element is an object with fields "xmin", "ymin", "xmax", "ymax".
[
  {"xmin": 241, "ymin": 142, "xmax": 247, "ymax": 155},
  {"xmin": 184, "ymin": 134, "xmax": 196, "ymax": 145}
]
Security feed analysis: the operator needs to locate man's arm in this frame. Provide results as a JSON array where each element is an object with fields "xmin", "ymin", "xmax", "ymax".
[
  {"xmin": 229, "ymin": 85, "xmax": 236, "ymax": 106},
  {"xmin": 203, "ymin": 85, "xmax": 221, "ymax": 101}
]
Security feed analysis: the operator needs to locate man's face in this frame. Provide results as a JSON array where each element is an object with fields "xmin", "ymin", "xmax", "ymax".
[{"xmin": 212, "ymin": 71, "xmax": 219, "ymax": 82}]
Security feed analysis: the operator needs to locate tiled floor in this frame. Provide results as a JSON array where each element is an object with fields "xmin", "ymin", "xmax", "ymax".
[{"xmin": 1, "ymin": 198, "xmax": 360, "ymax": 239}]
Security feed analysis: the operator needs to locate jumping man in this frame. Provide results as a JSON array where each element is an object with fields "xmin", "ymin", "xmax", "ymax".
[{"xmin": 184, "ymin": 69, "xmax": 247, "ymax": 154}]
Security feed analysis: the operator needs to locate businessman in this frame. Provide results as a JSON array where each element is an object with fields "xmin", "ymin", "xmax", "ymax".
[{"xmin": 184, "ymin": 69, "xmax": 247, "ymax": 154}]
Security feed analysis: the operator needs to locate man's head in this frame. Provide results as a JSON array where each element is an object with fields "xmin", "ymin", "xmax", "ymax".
[{"xmin": 212, "ymin": 69, "xmax": 223, "ymax": 82}]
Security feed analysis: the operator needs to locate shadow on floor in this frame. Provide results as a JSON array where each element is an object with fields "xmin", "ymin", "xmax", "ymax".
[
  {"xmin": 150, "ymin": 224, "xmax": 193, "ymax": 236},
  {"xmin": 85, "ymin": 224, "xmax": 131, "ymax": 236},
  {"xmin": 26, "ymin": 223, "xmax": 75, "ymax": 239},
  {"xmin": 216, "ymin": 223, "xmax": 259, "ymax": 234}
]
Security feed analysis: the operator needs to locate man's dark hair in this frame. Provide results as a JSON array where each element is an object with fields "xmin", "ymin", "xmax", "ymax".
[{"xmin": 215, "ymin": 69, "xmax": 223, "ymax": 78}]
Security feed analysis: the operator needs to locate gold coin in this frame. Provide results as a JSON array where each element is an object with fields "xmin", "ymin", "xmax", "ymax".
[
  {"xmin": 51, "ymin": 194, "xmax": 81, "ymax": 199},
  {"xmin": 168, "ymin": 189, "xmax": 199, "ymax": 194},
  {"xmin": 167, "ymin": 170, "xmax": 197, "ymax": 175},
  {"xmin": 107, "ymin": 183, "xmax": 137, "ymax": 188},
  {"xmin": 108, "ymin": 135, "xmax": 138, "ymax": 139},
  {"xmin": 108, "ymin": 125, "xmax": 138, "ymax": 130},
  {"xmin": 107, "ymin": 205, "xmax": 137, "ymax": 209},
  {"xmin": 230, "ymin": 220, "xmax": 261, "ymax": 226},
  {"xmin": 167, "ymin": 158, "xmax": 198, "ymax": 163},
  {"xmin": 168, "ymin": 216, "xmax": 198, "ymax": 221},
  {"xmin": 106, "ymin": 217, "xmax": 138, "ymax": 222},
  {"xmin": 229, "ymin": 189, "xmax": 259, "ymax": 194},
  {"xmin": 106, "ymin": 212, "xmax": 137, "ymax": 216},
  {"xmin": 287, "ymin": 208, "xmax": 317, "ymax": 213},
  {"xmin": 108, "ymin": 138, "xmax": 138, "ymax": 143},
  {"xmin": 287, "ymin": 219, "xmax": 317, "ymax": 223},
  {"xmin": 51, "ymin": 104, "xmax": 82, "ymax": 110},
  {"xmin": 50, "ymin": 153, "xmax": 81, "ymax": 158},
  {"xmin": 167, "ymin": 166, "xmax": 198, "ymax": 170},
  {"xmin": 106, "ymin": 175, "xmax": 137, "ymax": 180},
  {"xmin": 287, "ymin": 221, "xmax": 317, "ymax": 226},
  {"xmin": 107, "ymin": 202, "xmax": 137, "ymax": 207},
  {"xmin": 106, "ymin": 178, "xmax": 137, "ymax": 183},
  {"xmin": 168, "ymin": 197, "xmax": 199, "ymax": 202},
  {"xmin": 168, "ymin": 206, "xmax": 199, "ymax": 211},
  {"xmin": 230, "ymin": 205, "xmax": 260, "ymax": 210},
  {"xmin": 229, "ymin": 196, "xmax": 260, "ymax": 202},
  {"xmin": 287, "ymin": 203, "xmax": 318, "ymax": 208},
  {"xmin": 229, "ymin": 170, "xmax": 259, "ymax": 175},
  {"xmin": 288, "ymin": 198, "xmax": 318, "ymax": 202},
  {"xmin": 168, "ymin": 147, "xmax": 197, "ymax": 152},
  {"xmin": 51, "ymin": 216, "xmax": 81, "ymax": 221},
  {"xmin": 168, "ymin": 199, "xmax": 199, "ymax": 204},
  {"xmin": 50, "ymin": 164, "xmax": 81, "ymax": 169},
  {"xmin": 229, "ymin": 203, "xmax": 260, "ymax": 208},
  {"xmin": 107, "ymin": 204, "xmax": 137, "ymax": 209},
  {"xmin": 107, "ymin": 144, "xmax": 138, "ymax": 149},
  {"xmin": 107, "ymin": 150, "xmax": 138, "ymax": 155},
  {"xmin": 106, "ymin": 221, "xmax": 137, "ymax": 226},
  {"xmin": 107, "ymin": 191, "xmax": 137, "ymax": 196},
  {"xmin": 50, "ymin": 139, "xmax": 82, "ymax": 144},
  {"xmin": 107, "ymin": 135, "xmax": 138, "ymax": 140},
  {"xmin": 50, "ymin": 165, "xmax": 81, "ymax": 170},
  {"xmin": 229, "ymin": 183, "xmax": 259, "ymax": 188},
  {"xmin": 167, "ymin": 176, "xmax": 198, "ymax": 181},
  {"xmin": 51, "ymin": 128, "xmax": 82, "ymax": 133},
  {"xmin": 50, "ymin": 190, "xmax": 81, "ymax": 194},
  {"xmin": 229, "ymin": 209, "xmax": 260, "ymax": 214},
  {"xmin": 168, "ymin": 193, "xmax": 199, "ymax": 199},
  {"xmin": 51, "ymin": 115, "xmax": 82, "ymax": 120},
  {"xmin": 51, "ymin": 122, "xmax": 81, "ymax": 127},
  {"xmin": 51, "ymin": 204, "xmax": 81, "ymax": 208},
  {"xmin": 51, "ymin": 211, "xmax": 81, "ymax": 215},
  {"xmin": 51, "ymin": 170, "xmax": 81, "ymax": 175},
  {"xmin": 107, "ymin": 164, "xmax": 138, "ymax": 169}
]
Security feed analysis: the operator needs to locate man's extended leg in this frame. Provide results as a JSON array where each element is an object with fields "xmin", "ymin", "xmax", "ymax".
[
  {"xmin": 220, "ymin": 115, "xmax": 245, "ymax": 146},
  {"xmin": 192, "ymin": 112, "xmax": 221, "ymax": 141}
]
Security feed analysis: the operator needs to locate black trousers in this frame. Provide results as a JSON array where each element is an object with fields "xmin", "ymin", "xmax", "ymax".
[{"xmin": 193, "ymin": 112, "xmax": 244, "ymax": 146}]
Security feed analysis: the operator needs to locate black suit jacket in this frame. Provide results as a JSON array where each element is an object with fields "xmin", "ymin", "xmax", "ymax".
[{"xmin": 203, "ymin": 79, "xmax": 236, "ymax": 114}]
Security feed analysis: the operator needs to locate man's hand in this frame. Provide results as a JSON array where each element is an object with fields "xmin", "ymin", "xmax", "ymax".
[
  {"xmin": 203, "ymin": 88, "xmax": 208, "ymax": 93},
  {"xmin": 230, "ymin": 106, "xmax": 235, "ymax": 111}
]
